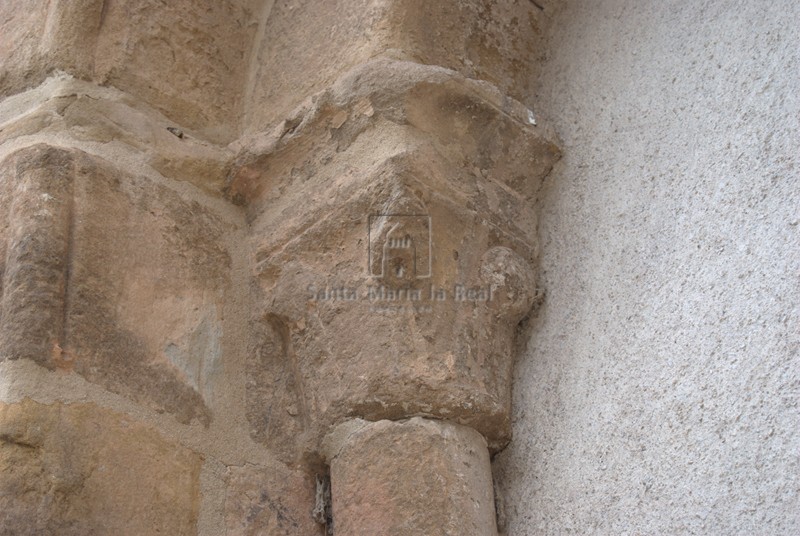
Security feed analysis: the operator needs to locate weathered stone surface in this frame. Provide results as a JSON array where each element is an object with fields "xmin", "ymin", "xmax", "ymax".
[
  {"xmin": 232, "ymin": 59, "xmax": 559, "ymax": 205},
  {"xmin": 0, "ymin": 76, "xmax": 233, "ymax": 195},
  {"xmin": 246, "ymin": 0, "xmax": 550, "ymax": 130},
  {"xmin": 0, "ymin": 399, "xmax": 202, "ymax": 536},
  {"xmin": 236, "ymin": 60, "xmax": 558, "ymax": 453},
  {"xmin": 0, "ymin": 145, "xmax": 72, "ymax": 366},
  {"xmin": 245, "ymin": 311, "xmax": 308, "ymax": 463},
  {"xmin": 0, "ymin": 145, "xmax": 234, "ymax": 424},
  {"xmin": 0, "ymin": 0, "xmax": 258, "ymax": 142},
  {"xmin": 225, "ymin": 462, "xmax": 323, "ymax": 536},
  {"xmin": 0, "ymin": 0, "xmax": 102, "ymax": 102},
  {"xmin": 1, "ymin": 1, "xmax": 564, "ymax": 533},
  {"xmin": 324, "ymin": 418, "xmax": 497, "ymax": 536},
  {"xmin": 92, "ymin": 0, "xmax": 258, "ymax": 142}
]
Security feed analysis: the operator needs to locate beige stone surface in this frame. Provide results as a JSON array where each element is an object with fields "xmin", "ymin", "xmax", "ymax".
[
  {"xmin": 0, "ymin": 75, "xmax": 234, "ymax": 195},
  {"xmin": 3, "ymin": 1, "xmax": 793, "ymax": 535},
  {"xmin": 225, "ymin": 462, "xmax": 323, "ymax": 536},
  {"xmin": 0, "ymin": 144, "xmax": 235, "ymax": 425},
  {"xmin": 0, "ymin": 0, "xmax": 102, "ymax": 101},
  {"xmin": 236, "ymin": 59, "xmax": 558, "ymax": 454},
  {"xmin": 246, "ymin": 0, "xmax": 551, "ymax": 130},
  {"xmin": 92, "ymin": 0, "xmax": 259, "ymax": 142},
  {"xmin": 324, "ymin": 418, "xmax": 498, "ymax": 536},
  {"xmin": 0, "ymin": 1, "xmax": 565, "ymax": 533},
  {"xmin": 0, "ymin": 0, "xmax": 259, "ymax": 142},
  {"xmin": 0, "ymin": 399, "xmax": 202, "ymax": 536}
]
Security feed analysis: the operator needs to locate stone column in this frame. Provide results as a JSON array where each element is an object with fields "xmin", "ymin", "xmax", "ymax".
[
  {"xmin": 323, "ymin": 418, "xmax": 497, "ymax": 536},
  {"xmin": 234, "ymin": 1, "xmax": 561, "ymax": 534},
  {"xmin": 0, "ymin": 1, "xmax": 559, "ymax": 533},
  {"xmin": 0, "ymin": 147, "xmax": 74, "ymax": 365}
]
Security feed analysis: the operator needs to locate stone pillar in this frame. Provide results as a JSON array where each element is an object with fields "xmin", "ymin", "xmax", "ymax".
[
  {"xmin": 323, "ymin": 418, "xmax": 497, "ymax": 536},
  {"xmin": 0, "ymin": 1, "xmax": 559, "ymax": 534},
  {"xmin": 0, "ymin": 147, "xmax": 73, "ymax": 365},
  {"xmin": 234, "ymin": 1, "xmax": 561, "ymax": 534}
]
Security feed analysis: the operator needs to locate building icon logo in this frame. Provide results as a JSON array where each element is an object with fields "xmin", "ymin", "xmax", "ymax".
[{"xmin": 368, "ymin": 214, "xmax": 432, "ymax": 283}]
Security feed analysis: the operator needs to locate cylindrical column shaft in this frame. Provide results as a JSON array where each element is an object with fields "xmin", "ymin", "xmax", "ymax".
[
  {"xmin": 0, "ymin": 146, "xmax": 73, "ymax": 365},
  {"xmin": 324, "ymin": 418, "xmax": 498, "ymax": 536}
]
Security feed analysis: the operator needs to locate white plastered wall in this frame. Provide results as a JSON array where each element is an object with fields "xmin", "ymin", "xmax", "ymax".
[{"xmin": 496, "ymin": 0, "xmax": 799, "ymax": 534}]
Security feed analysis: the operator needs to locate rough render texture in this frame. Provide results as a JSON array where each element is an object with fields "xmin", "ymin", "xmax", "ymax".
[{"xmin": 494, "ymin": 0, "xmax": 800, "ymax": 535}]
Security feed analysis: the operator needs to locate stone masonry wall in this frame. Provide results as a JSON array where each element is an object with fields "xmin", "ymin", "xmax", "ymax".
[
  {"xmin": 0, "ymin": 1, "xmax": 560, "ymax": 534},
  {"xmin": 6, "ymin": 1, "xmax": 792, "ymax": 535}
]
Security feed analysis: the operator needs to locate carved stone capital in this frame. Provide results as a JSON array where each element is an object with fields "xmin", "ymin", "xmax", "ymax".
[
  {"xmin": 0, "ymin": 1, "xmax": 561, "ymax": 533},
  {"xmin": 237, "ymin": 58, "xmax": 559, "ymax": 456}
]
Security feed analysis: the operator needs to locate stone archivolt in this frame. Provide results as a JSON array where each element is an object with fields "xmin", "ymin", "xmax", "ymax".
[{"xmin": 0, "ymin": 1, "xmax": 559, "ymax": 534}]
